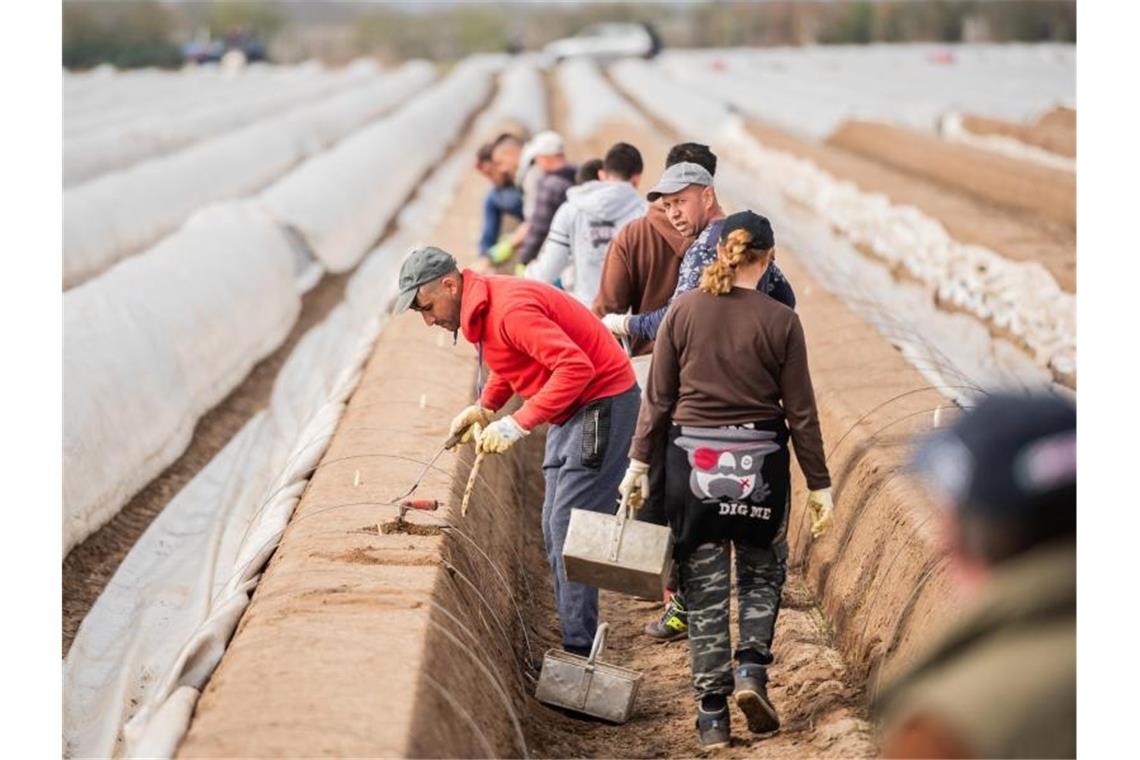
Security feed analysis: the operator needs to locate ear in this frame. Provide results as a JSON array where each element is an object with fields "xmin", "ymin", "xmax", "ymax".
[
  {"xmin": 630, "ymin": 173, "xmax": 642, "ymax": 189},
  {"xmin": 702, "ymin": 186, "xmax": 716, "ymax": 209}
]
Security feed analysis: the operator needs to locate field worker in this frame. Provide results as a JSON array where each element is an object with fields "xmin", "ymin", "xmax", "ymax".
[
  {"xmin": 517, "ymin": 130, "xmax": 578, "ymax": 268},
  {"xmin": 475, "ymin": 138, "xmax": 524, "ymax": 271},
  {"xmin": 591, "ymin": 142, "xmax": 710, "ymax": 358},
  {"xmin": 877, "ymin": 393, "xmax": 1076, "ymax": 759},
  {"xmin": 620, "ymin": 211, "xmax": 833, "ymax": 750},
  {"xmin": 525, "ymin": 142, "xmax": 647, "ymax": 306},
  {"xmin": 483, "ymin": 132, "xmax": 531, "ymax": 269},
  {"xmin": 575, "ymin": 158, "xmax": 603, "ymax": 184},
  {"xmin": 610, "ymin": 157, "xmax": 799, "ymax": 644},
  {"xmin": 394, "ymin": 246, "xmax": 640, "ymax": 658},
  {"xmin": 602, "ymin": 160, "xmax": 796, "ymax": 345}
]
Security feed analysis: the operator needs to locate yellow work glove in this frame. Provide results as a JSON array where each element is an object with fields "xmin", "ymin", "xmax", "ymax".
[
  {"xmin": 619, "ymin": 459, "xmax": 650, "ymax": 510},
  {"xmin": 488, "ymin": 239, "xmax": 515, "ymax": 265},
  {"xmin": 476, "ymin": 415, "xmax": 529, "ymax": 454},
  {"xmin": 449, "ymin": 404, "xmax": 492, "ymax": 444},
  {"xmin": 601, "ymin": 313, "xmax": 631, "ymax": 337},
  {"xmin": 807, "ymin": 489, "xmax": 834, "ymax": 539}
]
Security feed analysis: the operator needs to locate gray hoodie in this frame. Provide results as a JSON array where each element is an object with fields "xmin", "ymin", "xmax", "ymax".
[{"xmin": 525, "ymin": 180, "xmax": 647, "ymax": 306}]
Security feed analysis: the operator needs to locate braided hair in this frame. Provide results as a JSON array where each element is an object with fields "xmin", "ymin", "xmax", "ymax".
[{"xmin": 699, "ymin": 228, "xmax": 772, "ymax": 295}]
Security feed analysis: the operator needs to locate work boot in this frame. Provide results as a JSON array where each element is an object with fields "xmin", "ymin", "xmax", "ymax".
[
  {"xmin": 696, "ymin": 700, "xmax": 731, "ymax": 749},
  {"xmin": 644, "ymin": 594, "xmax": 687, "ymax": 641},
  {"xmin": 733, "ymin": 664, "xmax": 780, "ymax": 736}
]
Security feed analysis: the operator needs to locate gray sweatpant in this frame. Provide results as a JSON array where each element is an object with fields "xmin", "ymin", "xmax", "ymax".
[{"xmin": 542, "ymin": 385, "xmax": 640, "ymax": 651}]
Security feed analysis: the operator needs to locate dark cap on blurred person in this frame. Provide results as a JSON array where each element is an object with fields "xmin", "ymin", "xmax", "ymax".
[
  {"xmin": 910, "ymin": 393, "xmax": 1076, "ymax": 554},
  {"xmin": 720, "ymin": 210, "xmax": 775, "ymax": 251}
]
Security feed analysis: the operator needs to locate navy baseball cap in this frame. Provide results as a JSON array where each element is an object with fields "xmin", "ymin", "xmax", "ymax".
[
  {"xmin": 720, "ymin": 210, "xmax": 775, "ymax": 251},
  {"xmin": 909, "ymin": 393, "xmax": 1076, "ymax": 521}
]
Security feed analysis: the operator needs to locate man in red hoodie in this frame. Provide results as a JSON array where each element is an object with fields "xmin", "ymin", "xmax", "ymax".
[{"xmin": 395, "ymin": 246, "xmax": 640, "ymax": 656}]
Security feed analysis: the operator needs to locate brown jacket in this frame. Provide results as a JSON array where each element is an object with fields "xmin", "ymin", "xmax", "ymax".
[
  {"xmin": 592, "ymin": 203, "xmax": 691, "ymax": 356},
  {"xmin": 629, "ymin": 286, "xmax": 829, "ymax": 489}
]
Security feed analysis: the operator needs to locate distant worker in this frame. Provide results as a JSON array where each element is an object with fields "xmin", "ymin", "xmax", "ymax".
[
  {"xmin": 475, "ymin": 137, "xmax": 524, "ymax": 272},
  {"xmin": 877, "ymin": 392, "xmax": 1076, "ymax": 759},
  {"xmin": 576, "ymin": 158, "xmax": 604, "ymax": 185},
  {"xmin": 517, "ymin": 130, "xmax": 577, "ymax": 267},
  {"xmin": 394, "ymin": 246, "xmax": 640, "ymax": 658},
  {"xmin": 620, "ymin": 211, "xmax": 833, "ymax": 749},
  {"xmin": 485, "ymin": 133, "xmax": 531, "ymax": 268},
  {"xmin": 526, "ymin": 142, "xmax": 647, "ymax": 306}
]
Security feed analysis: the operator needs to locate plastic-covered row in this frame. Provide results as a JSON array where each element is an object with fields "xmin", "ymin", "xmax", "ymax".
[
  {"xmin": 64, "ymin": 60, "xmax": 383, "ymax": 186},
  {"xmin": 62, "ymin": 202, "xmax": 302, "ymax": 555},
  {"xmin": 259, "ymin": 55, "xmax": 500, "ymax": 273},
  {"xmin": 63, "ymin": 61, "xmax": 435, "ymax": 289},
  {"xmin": 556, "ymin": 57, "xmax": 646, "ymax": 140}
]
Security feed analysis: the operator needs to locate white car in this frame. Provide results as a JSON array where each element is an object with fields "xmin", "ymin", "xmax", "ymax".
[{"xmin": 543, "ymin": 23, "xmax": 662, "ymax": 63}]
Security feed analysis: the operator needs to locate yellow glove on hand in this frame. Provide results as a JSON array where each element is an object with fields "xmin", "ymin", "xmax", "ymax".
[
  {"xmin": 476, "ymin": 415, "xmax": 528, "ymax": 454},
  {"xmin": 619, "ymin": 459, "xmax": 650, "ymax": 510},
  {"xmin": 807, "ymin": 489, "xmax": 834, "ymax": 540},
  {"xmin": 488, "ymin": 239, "xmax": 515, "ymax": 265},
  {"xmin": 602, "ymin": 313, "xmax": 631, "ymax": 337},
  {"xmin": 449, "ymin": 404, "xmax": 492, "ymax": 444}
]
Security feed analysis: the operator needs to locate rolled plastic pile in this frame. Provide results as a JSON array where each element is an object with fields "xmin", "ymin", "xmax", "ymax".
[
  {"xmin": 62, "ymin": 202, "xmax": 301, "ymax": 554},
  {"xmin": 259, "ymin": 55, "xmax": 500, "ymax": 272},
  {"xmin": 557, "ymin": 58, "xmax": 647, "ymax": 141},
  {"xmin": 611, "ymin": 59, "xmax": 1076, "ymax": 380},
  {"xmin": 63, "ymin": 61, "xmax": 434, "ymax": 290},
  {"xmin": 64, "ymin": 61, "xmax": 382, "ymax": 187}
]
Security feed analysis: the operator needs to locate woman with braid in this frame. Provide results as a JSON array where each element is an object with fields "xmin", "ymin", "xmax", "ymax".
[{"xmin": 619, "ymin": 211, "xmax": 834, "ymax": 750}]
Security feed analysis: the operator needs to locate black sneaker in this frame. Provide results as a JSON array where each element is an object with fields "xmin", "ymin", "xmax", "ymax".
[
  {"xmin": 644, "ymin": 595, "xmax": 688, "ymax": 641},
  {"xmin": 696, "ymin": 704, "xmax": 731, "ymax": 749},
  {"xmin": 733, "ymin": 664, "xmax": 780, "ymax": 736}
]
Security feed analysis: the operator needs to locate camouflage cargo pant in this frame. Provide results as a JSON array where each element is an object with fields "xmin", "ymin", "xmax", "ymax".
[{"xmin": 680, "ymin": 534, "xmax": 788, "ymax": 699}]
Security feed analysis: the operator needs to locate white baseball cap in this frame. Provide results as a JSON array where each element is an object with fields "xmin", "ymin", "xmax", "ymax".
[{"xmin": 646, "ymin": 161, "xmax": 714, "ymax": 201}]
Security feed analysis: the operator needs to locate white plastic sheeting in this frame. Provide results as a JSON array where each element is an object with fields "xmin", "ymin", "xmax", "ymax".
[
  {"xmin": 63, "ymin": 62, "xmax": 435, "ymax": 290},
  {"xmin": 64, "ymin": 61, "xmax": 383, "ymax": 187},
  {"xmin": 658, "ymin": 43, "xmax": 1075, "ymax": 140},
  {"xmin": 610, "ymin": 59, "xmax": 1075, "ymax": 381},
  {"xmin": 557, "ymin": 58, "xmax": 647, "ymax": 140},
  {"xmin": 488, "ymin": 59, "xmax": 549, "ymax": 137},
  {"xmin": 63, "ymin": 121, "xmax": 478, "ymax": 760},
  {"xmin": 259, "ymin": 56, "xmax": 500, "ymax": 273},
  {"xmin": 470, "ymin": 59, "xmax": 549, "ymax": 142},
  {"xmin": 63, "ymin": 202, "xmax": 301, "ymax": 555}
]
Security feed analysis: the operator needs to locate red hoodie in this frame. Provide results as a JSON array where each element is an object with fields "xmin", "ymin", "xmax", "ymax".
[{"xmin": 460, "ymin": 269, "xmax": 636, "ymax": 430}]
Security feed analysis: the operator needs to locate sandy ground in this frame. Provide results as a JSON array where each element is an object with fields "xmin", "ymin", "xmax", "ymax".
[
  {"xmin": 961, "ymin": 107, "xmax": 1076, "ymax": 158},
  {"xmin": 62, "ymin": 270, "xmax": 350, "ymax": 656},
  {"xmin": 744, "ymin": 120, "xmax": 1076, "ymax": 294},
  {"xmin": 827, "ymin": 119, "xmax": 1075, "ymax": 228}
]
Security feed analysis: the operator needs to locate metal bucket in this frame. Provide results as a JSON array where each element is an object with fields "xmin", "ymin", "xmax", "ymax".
[
  {"xmin": 563, "ymin": 495, "xmax": 674, "ymax": 600},
  {"xmin": 534, "ymin": 623, "xmax": 641, "ymax": 723}
]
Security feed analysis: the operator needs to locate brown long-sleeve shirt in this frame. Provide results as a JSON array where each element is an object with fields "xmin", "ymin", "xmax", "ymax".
[
  {"xmin": 629, "ymin": 286, "xmax": 830, "ymax": 490},
  {"xmin": 591, "ymin": 202, "xmax": 691, "ymax": 356}
]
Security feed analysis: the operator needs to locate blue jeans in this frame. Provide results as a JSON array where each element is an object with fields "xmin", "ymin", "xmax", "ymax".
[{"xmin": 541, "ymin": 385, "xmax": 640, "ymax": 650}]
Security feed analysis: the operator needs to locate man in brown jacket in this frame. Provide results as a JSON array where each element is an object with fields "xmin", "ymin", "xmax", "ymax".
[{"xmin": 591, "ymin": 143, "xmax": 715, "ymax": 356}]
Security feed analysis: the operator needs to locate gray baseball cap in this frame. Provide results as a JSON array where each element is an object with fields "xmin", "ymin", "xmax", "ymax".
[
  {"xmin": 394, "ymin": 246, "xmax": 458, "ymax": 313},
  {"xmin": 646, "ymin": 161, "xmax": 714, "ymax": 201}
]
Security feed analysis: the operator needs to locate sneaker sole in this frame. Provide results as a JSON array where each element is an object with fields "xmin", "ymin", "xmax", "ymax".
[
  {"xmin": 699, "ymin": 738, "xmax": 730, "ymax": 750},
  {"xmin": 734, "ymin": 689, "xmax": 780, "ymax": 735}
]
